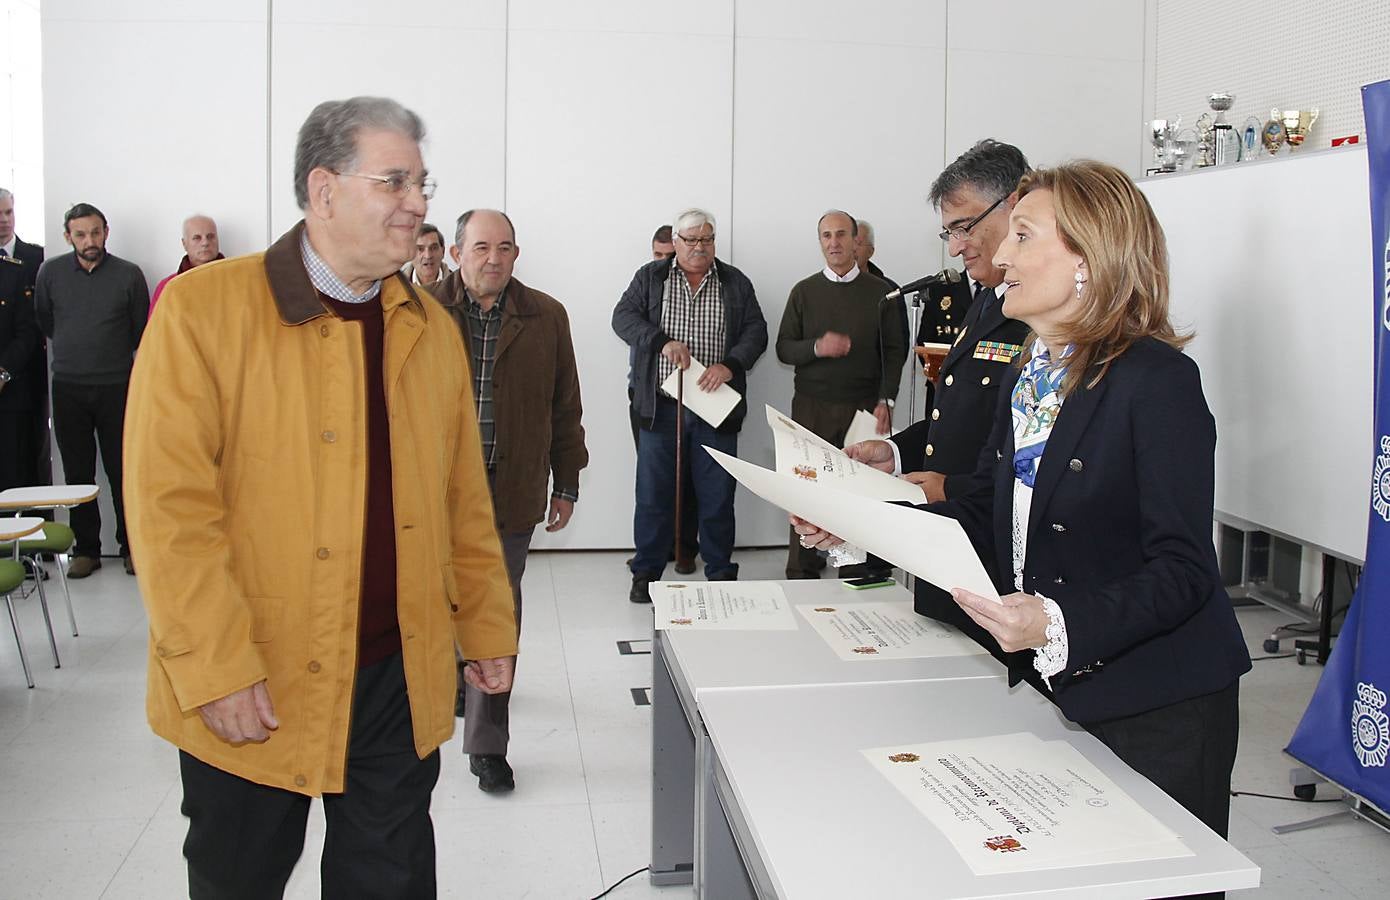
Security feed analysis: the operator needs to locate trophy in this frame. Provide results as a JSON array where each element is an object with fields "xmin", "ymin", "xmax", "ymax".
[
  {"xmin": 1241, "ymin": 116, "xmax": 1263, "ymax": 161},
  {"xmin": 1279, "ymin": 108, "xmax": 1320, "ymax": 149},
  {"xmin": 1208, "ymin": 93, "xmax": 1240, "ymax": 165},
  {"xmin": 1147, "ymin": 118, "xmax": 1181, "ymax": 173},
  {"xmin": 1194, "ymin": 112, "xmax": 1215, "ymax": 167}
]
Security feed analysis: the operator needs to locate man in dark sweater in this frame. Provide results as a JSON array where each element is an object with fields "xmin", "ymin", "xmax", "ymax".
[
  {"xmin": 776, "ymin": 210, "xmax": 907, "ymax": 578},
  {"xmin": 34, "ymin": 202, "xmax": 149, "ymax": 576}
]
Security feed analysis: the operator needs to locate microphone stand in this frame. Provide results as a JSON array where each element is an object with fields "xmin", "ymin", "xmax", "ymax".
[{"xmin": 906, "ymin": 290, "xmax": 926, "ymax": 427}]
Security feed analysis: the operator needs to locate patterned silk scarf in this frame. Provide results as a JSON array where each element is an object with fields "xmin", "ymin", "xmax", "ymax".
[{"xmin": 1010, "ymin": 338, "xmax": 1068, "ymax": 488}]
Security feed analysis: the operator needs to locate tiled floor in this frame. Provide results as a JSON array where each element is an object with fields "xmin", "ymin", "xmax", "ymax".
[{"xmin": 0, "ymin": 548, "xmax": 1385, "ymax": 898}]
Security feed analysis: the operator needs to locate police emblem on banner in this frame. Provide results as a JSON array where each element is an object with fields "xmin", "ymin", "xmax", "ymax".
[
  {"xmin": 1374, "ymin": 436, "xmax": 1390, "ymax": 523},
  {"xmin": 1352, "ymin": 682, "xmax": 1390, "ymax": 768}
]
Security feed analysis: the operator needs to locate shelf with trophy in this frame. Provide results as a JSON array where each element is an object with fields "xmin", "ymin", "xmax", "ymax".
[{"xmin": 1146, "ymin": 91, "xmax": 1323, "ymax": 177}]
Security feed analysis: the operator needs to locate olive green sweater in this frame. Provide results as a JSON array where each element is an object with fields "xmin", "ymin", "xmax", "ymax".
[{"xmin": 775, "ymin": 270, "xmax": 906, "ymax": 402}]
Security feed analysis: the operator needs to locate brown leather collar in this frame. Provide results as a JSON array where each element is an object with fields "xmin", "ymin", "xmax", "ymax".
[{"xmin": 265, "ymin": 221, "xmax": 426, "ymax": 325}]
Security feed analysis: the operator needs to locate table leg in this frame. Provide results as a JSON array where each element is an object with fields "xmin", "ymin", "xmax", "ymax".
[
  {"xmin": 697, "ymin": 732, "xmax": 758, "ymax": 899},
  {"xmin": 650, "ymin": 631, "xmax": 696, "ymax": 885}
]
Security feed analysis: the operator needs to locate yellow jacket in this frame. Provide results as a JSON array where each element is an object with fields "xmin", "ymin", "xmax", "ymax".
[{"xmin": 125, "ymin": 223, "xmax": 517, "ymax": 796}]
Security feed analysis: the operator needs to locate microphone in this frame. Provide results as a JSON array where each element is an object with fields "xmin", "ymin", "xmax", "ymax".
[{"xmin": 883, "ymin": 268, "xmax": 961, "ymax": 302}]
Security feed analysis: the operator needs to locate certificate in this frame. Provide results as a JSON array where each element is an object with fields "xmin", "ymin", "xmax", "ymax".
[
  {"xmin": 765, "ymin": 405, "xmax": 924, "ymax": 503},
  {"xmin": 707, "ymin": 446, "xmax": 1000, "ymax": 602},
  {"xmin": 660, "ymin": 359, "xmax": 742, "ymax": 428},
  {"xmin": 651, "ymin": 581, "xmax": 798, "ymax": 630},
  {"xmin": 863, "ymin": 732, "xmax": 1192, "ymax": 874},
  {"xmin": 796, "ymin": 599, "xmax": 988, "ymax": 660},
  {"xmin": 841, "ymin": 408, "xmax": 884, "ymax": 448}
]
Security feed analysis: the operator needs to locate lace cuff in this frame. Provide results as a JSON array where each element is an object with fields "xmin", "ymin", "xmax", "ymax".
[
  {"xmin": 1032, "ymin": 594, "xmax": 1069, "ymax": 682},
  {"xmin": 827, "ymin": 543, "xmax": 867, "ymax": 568}
]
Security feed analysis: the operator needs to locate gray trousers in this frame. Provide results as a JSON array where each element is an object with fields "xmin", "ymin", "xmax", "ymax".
[{"xmin": 462, "ymin": 526, "xmax": 533, "ymax": 756}]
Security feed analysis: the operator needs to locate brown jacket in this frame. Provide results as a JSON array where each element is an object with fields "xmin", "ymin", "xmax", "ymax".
[
  {"xmin": 125, "ymin": 223, "xmax": 517, "ymax": 796},
  {"xmin": 428, "ymin": 273, "xmax": 587, "ymax": 533}
]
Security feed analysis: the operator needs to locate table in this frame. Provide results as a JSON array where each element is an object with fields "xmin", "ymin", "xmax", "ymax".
[
  {"xmin": 0, "ymin": 517, "xmax": 46, "ymax": 543},
  {"xmin": 651, "ymin": 579, "xmax": 1004, "ymax": 886},
  {"xmin": 0, "ymin": 484, "xmax": 100, "ymax": 511},
  {"xmin": 698, "ymin": 679, "xmax": 1260, "ymax": 899}
]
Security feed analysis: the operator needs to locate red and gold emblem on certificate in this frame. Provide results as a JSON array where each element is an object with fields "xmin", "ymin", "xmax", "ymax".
[
  {"xmin": 669, "ymin": 618, "xmax": 693, "ymax": 626},
  {"xmin": 851, "ymin": 646, "xmax": 879, "ymax": 655},
  {"xmin": 793, "ymin": 465, "xmax": 818, "ymax": 481},
  {"xmin": 813, "ymin": 607, "xmax": 837, "ymax": 613},
  {"xmin": 887, "ymin": 752, "xmax": 921, "ymax": 763},
  {"xmin": 983, "ymin": 836, "xmax": 1026, "ymax": 853}
]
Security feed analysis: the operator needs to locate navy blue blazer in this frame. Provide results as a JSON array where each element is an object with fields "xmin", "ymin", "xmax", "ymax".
[{"xmin": 929, "ymin": 337, "xmax": 1251, "ymax": 724}]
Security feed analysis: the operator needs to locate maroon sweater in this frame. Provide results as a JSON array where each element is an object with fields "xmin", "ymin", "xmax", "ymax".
[{"xmin": 321, "ymin": 293, "xmax": 400, "ymax": 667}]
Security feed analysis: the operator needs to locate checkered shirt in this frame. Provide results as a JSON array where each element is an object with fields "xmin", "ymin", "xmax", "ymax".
[{"xmin": 657, "ymin": 263, "xmax": 725, "ymax": 395}]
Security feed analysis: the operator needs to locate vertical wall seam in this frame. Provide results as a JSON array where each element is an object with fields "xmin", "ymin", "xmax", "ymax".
[
  {"xmin": 502, "ymin": 0, "xmax": 510, "ymax": 210},
  {"xmin": 266, "ymin": 0, "xmax": 274, "ymax": 245},
  {"xmin": 729, "ymin": 0, "xmax": 737, "ymax": 264},
  {"xmin": 940, "ymin": 0, "xmax": 951, "ymax": 271}
]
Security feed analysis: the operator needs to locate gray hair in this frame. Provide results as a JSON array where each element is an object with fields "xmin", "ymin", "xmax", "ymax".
[
  {"xmin": 672, "ymin": 208, "xmax": 716, "ymax": 238},
  {"xmin": 182, "ymin": 213, "xmax": 216, "ymax": 230},
  {"xmin": 928, "ymin": 139, "xmax": 1031, "ymax": 210},
  {"xmin": 293, "ymin": 97, "xmax": 425, "ymax": 210},
  {"xmin": 817, "ymin": 209, "xmax": 857, "ymax": 236},
  {"xmin": 454, "ymin": 209, "xmax": 517, "ymax": 247},
  {"xmin": 0, "ymin": 188, "xmax": 12, "ymax": 202},
  {"xmin": 856, "ymin": 219, "xmax": 875, "ymax": 247}
]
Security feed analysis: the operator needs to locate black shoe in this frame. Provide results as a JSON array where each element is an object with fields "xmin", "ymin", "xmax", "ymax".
[
  {"xmin": 629, "ymin": 576, "xmax": 653, "ymax": 604},
  {"xmin": 785, "ymin": 571, "xmax": 821, "ymax": 580},
  {"xmin": 708, "ymin": 570, "xmax": 738, "ymax": 582},
  {"xmin": 469, "ymin": 754, "xmax": 515, "ymax": 793},
  {"xmin": 122, "ymin": 555, "xmax": 136, "ymax": 576}
]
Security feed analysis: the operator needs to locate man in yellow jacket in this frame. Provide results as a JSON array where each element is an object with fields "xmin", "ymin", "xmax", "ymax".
[{"xmin": 124, "ymin": 96, "xmax": 518, "ymax": 899}]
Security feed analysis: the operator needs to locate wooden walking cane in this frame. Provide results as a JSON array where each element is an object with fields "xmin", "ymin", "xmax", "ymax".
[{"xmin": 673, "ymin": 365, "xmax": 685, "ymax": 563}]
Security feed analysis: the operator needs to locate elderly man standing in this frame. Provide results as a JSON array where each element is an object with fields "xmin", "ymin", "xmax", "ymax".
[
  {"xmin": 34, "ymin": 203, "xmax": 148, "ymax": 576},
  {"xmin": 404, "ymin": 222, "xmax": 447, "ymax": 287},
  {"xmin": 776, "ymin": 210, "xmax": 906, "ymax": 579},
  {"xmin": 125, "ymin": 96, "xmax": 518, "ymax": 899},
  {"xmin": 149, "ymin": 214, "xmax": 224, "ymax": 312},
  {"xmin": 428, "ymin": 208, "xmax": 587, "ymax": 793},
  {"xmin": 613, "ymin": 208, "xmax": 767, "ymax": 603}
]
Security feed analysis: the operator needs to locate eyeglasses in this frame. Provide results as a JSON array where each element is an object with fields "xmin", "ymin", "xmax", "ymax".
[
  {"xmin": 676, "ymin": 233, "xmax": 715, "ymax": 247},
  {"xmin": 334, "ymin": 170, "xmax": 438, "ymax": 201},
  {"xmin": 938, "ymin": 194, "xmax": 1007, "ymax": 242}
]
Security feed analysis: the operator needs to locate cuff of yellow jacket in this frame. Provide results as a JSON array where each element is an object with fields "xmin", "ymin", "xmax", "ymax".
[{"xmin": 158, "ymin": 646, "xmax": 268, "ymax": 714}]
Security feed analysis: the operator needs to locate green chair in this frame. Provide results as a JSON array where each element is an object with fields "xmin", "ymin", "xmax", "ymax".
[
  {"xmin": 2, "ymin": 557, "xmax": 61, "ymax": 688},
  {"xmin": 0, "ymin": 522, "xmax": 79, "ymax": 637}
]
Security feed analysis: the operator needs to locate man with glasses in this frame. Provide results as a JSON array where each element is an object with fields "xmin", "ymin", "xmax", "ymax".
[
  {"xmin": 125, "ymin": 96, "xmax": 518, "ymax": 897},
  {"xmin": 613, "ymin": 208, "xmax": 768, "ymax": 604},
  {"xmin": 845, "ymin": 139, "xmax": 1031, "ymax": 635}
]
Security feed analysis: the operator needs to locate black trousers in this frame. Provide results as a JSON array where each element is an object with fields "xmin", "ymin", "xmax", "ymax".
[
  {"xmin": 51, "ymin": 379, "xmax": 129, "ymax": 557},
  {"xmin": 180, "ymin": 653, "xmax": 441, "ymax": 899},
  {"xmin": 1084, "ymin": 680, "xmax": 1241, "ymax": 900}
]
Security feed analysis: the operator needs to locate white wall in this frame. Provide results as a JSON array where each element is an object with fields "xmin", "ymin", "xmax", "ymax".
[
  {"xmin": 2, "ymin": 0, "xmax": 44, "ymax": 240},
  {"xmin": 40, "ymin": 0, "xmax": 1147, "ymax": 550}
]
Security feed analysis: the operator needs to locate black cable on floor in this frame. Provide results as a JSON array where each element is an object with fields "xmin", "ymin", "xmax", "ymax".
[
  {"xmin": 1230, "ymin": 789, "xmax": 1343, "ymax": 803},
  {"xmin": 590, "ymin": 866, "xmax": 650, "ymax": 899},
  {"xmin": 1250, "ymin": 653, "xmax": 1295, "ymax": 661}
]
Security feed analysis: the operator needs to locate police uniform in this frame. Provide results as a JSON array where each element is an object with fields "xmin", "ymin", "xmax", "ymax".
[
  {"xmin": 891, "ymin": 279, "xmax": 1028, "ymax": 640},
  {"xmin": 0, "ymin": 236, "xmax": 47, "ymax": 491}
]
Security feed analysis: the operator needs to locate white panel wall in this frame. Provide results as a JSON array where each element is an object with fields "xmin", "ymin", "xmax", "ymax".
[
  {"xmin": 732, "ymin": 0, "xmax": 949, "ymax": 544},
  {"xmin": 2, "ymin": 0, "xmax": 45, "ymax": 241},
  {"xmin": 269, "ymin": 0, "xmax": 508, "ymax": 240},
  {"xmin": 944, "ymin": 0, "xmax": 1147, "ymax": 173},
  {"xmin": 504, "ymin": 1, "xmax": 735, "ymax": 550},
  {"xmin": 39, "ymin": 0, "xmax": 1149, "ymax": 551}
]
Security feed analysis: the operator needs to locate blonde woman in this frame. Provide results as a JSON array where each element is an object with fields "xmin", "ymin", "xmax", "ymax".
[{"xmin": 795, "ymin": 161, "xmax": 1251, "ymax": 848}]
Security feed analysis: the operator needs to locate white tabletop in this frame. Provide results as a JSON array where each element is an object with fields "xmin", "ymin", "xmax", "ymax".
[
  {"xmin": 0, "ymin": 485, "xmax": 100, "ymax": 510},
  {"xmin": 660, "ymin": 580, "xmax": 1003, "ymax": 703},
  {"xmin": 700, "ymin": 680, "xmax": 1259, "ymax": 899},
  {"xmin": 0, "ymin": 517, "xmax": 47, "ymax": 542}
]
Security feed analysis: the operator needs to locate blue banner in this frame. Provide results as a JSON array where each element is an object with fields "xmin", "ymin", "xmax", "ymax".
[{"xmin": 1285, "ymin": 79, "xmax": 1390, "ymax": 813}]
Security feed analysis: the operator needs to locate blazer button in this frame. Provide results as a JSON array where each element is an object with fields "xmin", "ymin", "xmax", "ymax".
[
  {"xmin": 981, "ymin": 376, "xmax": 990, "ymax": 386},
  {"xmin": 321, "ymin": 430, "xmax": 336, "ymax": 443},
  {"xmin": 307, "ymin": 660, "xmax": 322, "ymax": 674},
  {"xmin": 1054, "ymin": 575, "xmax": 1065, "ymax": 584},
  {"xmin": 319, "ymin": 324, "xmax": 330, "ymax": 337},
  {"xmin": 1051, "ymin": 522, "xmax": 1067, "ymax": 533},
  {"xmin": 1069, "ymin": 458, "xmax": 1084, "ymax": 472},
  {"xmin": 316, "ymin": 547, "xmax": 331, "ymax": 559},
  {"xmin": 931, "ymin": 409, "xmax": 940, "ymax": 421},
  {"xmin": 995, "ymin": 450, "xmax": 1002, "ymax": 461},
  {"xmin": 925, "ymin": 444, "xmax": 935, "ymax": 457},
  {"xmin": 944, "ymin": 375, "xmax": 954, "ymax": 386},
  {"xmin": 294, "ymin": 774, "xmax": 307, "ymax": 788}
]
